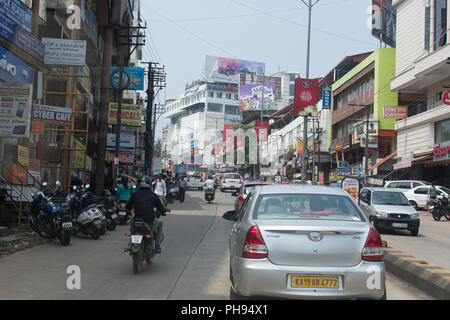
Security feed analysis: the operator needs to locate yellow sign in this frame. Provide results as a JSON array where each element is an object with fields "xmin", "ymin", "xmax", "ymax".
[
  {"xmin": 74, "ymin": 140, "xmax": 86, "ymax": 169},
  {"xmin": 17, "ymin": 145, "xmax": 29, "ymax": 167},
  {"xmin": 297, "ymin": 140, "xmax": 303, "ymax": 155},
  {"xmin": 108, "ymin": 103, "xmax": 143, "ymax": 127}
]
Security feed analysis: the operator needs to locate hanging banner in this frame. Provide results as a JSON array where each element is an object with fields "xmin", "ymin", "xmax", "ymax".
[
  {"xmin": 294, "ymin": 78, "xmax": 319, "ymax": 116},
  {"xmin": 108, "ymin": 103, "xmax": 142, "ymax": 127},
  {"xmin": 342, "ymin": 177, "xmax": 360, "ymax": 201},
  {"xmin": 32, "ymin": 104, "xmax": 73, "ymax": 124}
]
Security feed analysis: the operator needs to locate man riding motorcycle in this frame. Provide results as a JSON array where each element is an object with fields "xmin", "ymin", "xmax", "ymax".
[
  {"xmin": 116, "ymin": 175, "xmax": 134, "ymax": 221},
  {"xmin": 126, "ymin": 176, "xmax": 170, "ymax": 254}
]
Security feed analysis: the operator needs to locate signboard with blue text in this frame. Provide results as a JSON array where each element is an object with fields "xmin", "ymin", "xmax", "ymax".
[
  {"xmin": 0, "ymin": 11, "xmax": 15, "ymax": 41},
  {"xmin": 0, "ymin": 45, "xmax": 33, "ymax": 84},
  {"xmin": 0, "ymin": 0, "xmax": 33, "ymax": 33},
  {"xmin": 15, "ymin": 25, "xmax": 45, "ymax": 61},
  {"xmin": 111, "ymin": 67, "xmax": 145, "ymax": 90}
]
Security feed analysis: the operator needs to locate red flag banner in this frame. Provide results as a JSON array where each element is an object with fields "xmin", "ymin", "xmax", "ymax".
[{"xmin": 294, "ymin": 78, "xmax": 319, "ymax": 116}]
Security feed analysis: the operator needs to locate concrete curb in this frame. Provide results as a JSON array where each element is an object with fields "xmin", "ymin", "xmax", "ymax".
[{"xmin": 383, "ymin": 247, "xmax": 450, "ymax": 300}]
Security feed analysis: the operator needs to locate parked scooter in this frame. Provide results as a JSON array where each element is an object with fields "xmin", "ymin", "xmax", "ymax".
[
  {"xmin": 67, "ymin": 186, "xmax": 105, "ymax": 239},
  {"xmin": 30, "ymin": 181, "xmax": 72, "ymax": 246},
  {"xmin": 431, "ymin": 195, "xmax": 450, "ymax": 221}
]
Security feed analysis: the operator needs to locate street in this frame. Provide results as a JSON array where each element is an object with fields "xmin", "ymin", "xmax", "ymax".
[{"xmin": 0, "ymin": 190, "xmax": 434, "ymax": 300}]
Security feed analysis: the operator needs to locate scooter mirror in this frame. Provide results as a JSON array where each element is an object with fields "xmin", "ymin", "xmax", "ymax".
[{"xmin": 42, "ymin": 182, "xmax": 48, "ymax": 187}]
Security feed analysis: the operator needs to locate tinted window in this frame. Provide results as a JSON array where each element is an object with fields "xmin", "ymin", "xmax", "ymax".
[
  {"xmin": 253, "ymin": 194, "xmax": 363, "ymax": 221},
  {"xmin": 414, "ymin": 187, "xmax": 429, "ymax": 194},
  {"xmin": 413, "ymin": 182, "xmax": 422, "ymax": 188},
  {"xmin": 372, "ymin": 191, "xmax": 410, "ymax": 205},
  {"xmin": 225, "ymin": 174, "xmax": 241, "ymax": 179},
  {"xmin": 440, "ymin": 187, "xmax": 450, "ymax": 194},
  {"xmin": 386, "ymin": 182, "xmax": 399, "ymax": 188},
  {"xmin": 398, "ymin": 182, "xmax": 412, "ymax": 189}
]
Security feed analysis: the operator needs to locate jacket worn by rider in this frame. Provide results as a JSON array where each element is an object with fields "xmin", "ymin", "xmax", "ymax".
[{"xmin": 126, "ymin": 188, "xmax": 166, "ymax": 225}]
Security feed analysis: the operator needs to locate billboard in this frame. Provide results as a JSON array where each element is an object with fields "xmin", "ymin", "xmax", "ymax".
[
  {"xmin": 294, "ymin": 78, "xmax": 319, "ymax": 116},
  {"xmin": 205, "ymin": 55, "xmax": 265, "ymax": 84},
  {"xmin": 240, "ymin": 74, "xmax": 282, "ymax": 100},
  {"xmin": 371, "ymin": 0, "xmax": 396, "ymax": 47},
  {"xmin": 108, "ymin": 103, "xmax": 142, "ymax": 127},
  {"xmin": 239, "ymin": 83, "xmax": 275, "ymax": 111},
  {"xmin": 111, "ymin": 67, "xmax": 145, "ymax": 90}
]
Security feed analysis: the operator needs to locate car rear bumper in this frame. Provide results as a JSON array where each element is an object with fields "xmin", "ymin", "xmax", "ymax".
[
  {"xmin": 374, "ymin": 217, "xmax": 420, "ymax": 230},
  {"xmin": 221, "ymin": 184, "xmax": 241, "ymax": 190},
  {"xmin": 231, "ymin": 257, "xmax": 386, "ymax": 300},
  {"xmin": 187, "ymin": 183, "xmax": 203, "ymax": 188}
]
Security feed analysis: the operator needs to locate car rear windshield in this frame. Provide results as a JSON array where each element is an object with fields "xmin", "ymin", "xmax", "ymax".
[
  {"xmin": 225, "ymin": 174, "xmax": 240, "ymax": 179},
  {"xmin": 190, "ymin": 176, "xmax": 202, "ymax": 179},
  {"xmin": 253, "ymin": 194, "xmax": 364, "ymax": 221},
  {"xmin": 372, "ymin": 191, "xmax": 410, "ymax": 206}
]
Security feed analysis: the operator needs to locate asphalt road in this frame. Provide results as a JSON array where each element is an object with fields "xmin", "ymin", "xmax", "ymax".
[
  {"xmin": 0, "ymin": 189, "xmax": 433, "ymax": 300},
  {"xmin": 379, "ymin": 210, "xmax": 450, "ymax": 270}
]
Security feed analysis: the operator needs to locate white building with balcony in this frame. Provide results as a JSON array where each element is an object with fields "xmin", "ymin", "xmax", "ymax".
[{"xmin": 390, "ymin": 0, "xmax": 450, "ymax": 183}]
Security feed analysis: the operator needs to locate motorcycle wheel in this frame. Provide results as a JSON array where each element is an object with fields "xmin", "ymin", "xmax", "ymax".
[
  {"xmin": 133, "ymin": 253, "xmax": 143, "ymax": 274},
  {"xmin": 432, "ymin": 210, "xmax": 441, "ymax": 221},
  {"xmin": 100, "ymin": 226, "xmax": 106, "ymax": 235},
  {"xmin": 59, "ymin": 230, "xmax": 71, "ymax": 246},
  {"xmin": 106, "ymin": 220, "xmax": 116, "ymax": 231},
  {"xmin": 91, "ymin": 228, "xmax": 101, "ymax": 240}
]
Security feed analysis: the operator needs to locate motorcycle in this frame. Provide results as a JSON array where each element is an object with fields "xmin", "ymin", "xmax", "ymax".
[
  {"xmin": 431, "ymin": 195, "xmax": 450, "ymax": 221},
  {"xmin": 124, "ymin": 208, "xmax": 164, "ymax": 274},
  {"xmin": 30, "ymin": 182, "xmax": 72, "ymax": 246},
  {"xmin": 67, "ymin": 186, "xmax": 105, "ymax": 239},
  {"xmin": 167, "ymin": 184, "xmax": 180, "ymax": 204},
  {"xmin": 117, "ymin": 200, "xmax": 130, "ymax": 225},
  {"xmin": 205, "ymin": 187, "xmax": 215, "ymax": 203},
  {"xmin": 79, "ymin": 186, "xmax": 116, "ymax": 232}
]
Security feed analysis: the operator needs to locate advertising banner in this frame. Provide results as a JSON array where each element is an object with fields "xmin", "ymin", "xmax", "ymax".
[
  {"xmin": 42, "ymin": 38, "xmax": 87, "ymax": 66},
  {"xmin": 342, "ymin": 177, "xmax": 360, "ymax": 201},
  {"xmin": 17, "ymin": 145, "xmax": 29, "ymax": 167},
  {"xmin": 255, "ymin": 120, "xmax": 269, "ymax": 142},
  {"xmin": 32, "ymin": 104, "xmax": 72, "ymax": 124},
  {"xmin": 111, "ymin": 67, "xmax": 145, "ymax": 90},
  {"xmin": 383, "ymin": 106, "xmax": 408, "ymax": 120},
  {"xmin": 239, "ymin": 83, "xmax": 275, "ymax": 111},
  {"xmin": 0, "ymin": 83, "xmax": 31, "ymax": 137},
  {"xmin": 15, "ymin": 25, "xmax": 45, "ymax": 62},
  {"xmin": 0, "ymin": 0, "xmax": 33, "ymax": 32},
  {"xmin": 106, "ymin": 133, "xmax": 136, "ymax": 152},
  {"xmin": 108, "ymin": 103, "xmax": 142, "ymax": 127},
  {"xmin": 205, "ymin": 55, "xmax": 265, "ymax": 84},
  {"xmin": 240, "ymin": 74, "xmax": 282, "ymax": 100},
  {"xmin": 9, "ymin": 163, "xmax": 27, "ymax": 185},
  {"xmin": 294, "ymin": 78, "xmax": 319, "ymax": 116},
  {"xmin": 0, "ymin": 45, "xmax": 33, "ymax": 84}
]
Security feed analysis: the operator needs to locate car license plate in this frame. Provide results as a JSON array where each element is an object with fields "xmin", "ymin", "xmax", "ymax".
[
  {"xmin": 62, "ymin": 222, "xmax": 72, "ymax": 229},
  {"xmin": 131, "ymin": 235, "xmax": 143, "ymax": 244},
  {"xmin": 111, "ymin": 214, "xmax": 118, "ymax": 219},
  {"xmin": 119, "ymin": 211, "xmax": 126, "ymax": 216},
  {"xmin": 392, "ymin": 223, "xmax": 408, "ymax": 228},
  {"xmin": 290, "ymin": 276, "xmax": 339, "ymax": 289}
]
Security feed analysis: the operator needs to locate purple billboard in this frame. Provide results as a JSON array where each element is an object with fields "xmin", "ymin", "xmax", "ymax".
[{"xmin": 239, "ymin": 83, "xmax": 275, "ymax": 111}]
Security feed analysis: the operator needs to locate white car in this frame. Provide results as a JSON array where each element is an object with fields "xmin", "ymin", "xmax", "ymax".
[
  {"xmin": 404, "ymin": 185, "xmax": 450, "ymax": 210},
  {"xmin": 220, "ymin": 173, "xmax": 242, "ymax": 192},
  {"xmin": 384, "ymin": 180, "xmax": 430, "ymax": 193},
  {"xmin": 187, "ymin": 175, "xmax": 203, "ymax": 190}
]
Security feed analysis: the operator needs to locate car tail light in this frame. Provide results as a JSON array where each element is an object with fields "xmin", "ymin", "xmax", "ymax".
[
  {"xmin": 362, "ymin": 228, "xmax": 384, "ymax": 261},
  {"xmin": 223, "ymin": 178, "xmax": 226, "ymax": 183},
  {"xmin": 243, "ymin": 225, "xmax": 268, "ymax": 259},
  {"xmin": 238, "ymin": 195, "xmax": 245, "ymax": 203}
]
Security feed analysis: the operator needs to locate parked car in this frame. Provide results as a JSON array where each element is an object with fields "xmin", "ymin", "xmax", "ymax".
[
  {"xmin": 232, "ymin": 182, "xmax": 269, "ymax": 213},
  {"xmin": 404, "ymin": 185, "xmax": 450, "ymax": 210},
  {"xmin": 220, "ymin": 173, "xmax": 243, "ymax": 192},
  {"xmin": 291, "ymin": 180, "xmax": 303, "ymax": 184},
  {"xmin": 360, "ymin": 187, "xmax": 420, "ymax": 236},
  {"xmin": 223, "ymin": 185, "xmax": 386, "ymax": 300},
  {"xmin": 187, "ymin": 175, "xmax": 203, "ymax": 190},
  {"xmin": 384, "ymin": 180, "xmax": 430, "ymax": 192}
]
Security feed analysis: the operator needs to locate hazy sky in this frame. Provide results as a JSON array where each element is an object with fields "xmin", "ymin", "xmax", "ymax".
[{"xmin": 139, "ymin": 0, "xmax": 382, "ymax": 137}]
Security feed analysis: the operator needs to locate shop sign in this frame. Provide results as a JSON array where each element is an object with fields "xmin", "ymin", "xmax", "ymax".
[
  {"xmin": 42, "ymin": 38, "xmax": 87, "ymax": 66},
  {"xmin": 360, "ymin": 135, "xmax": 378, "ymax": 148},
  {"xmin": 108, "ymin": 103, "xmax": 142, "ymax": 127},
  {"xmin": 433, "ymin": 141, "xmax": 450, "ymax": 162},
  {"xmin": 393, "ymin": 161, "xmax": 411, "ymax": 170},
  {"xmin": 0, "ymin": 0, "xmax": 33, "ymax": 33},
  {"xmin": 73, "ymin": 140, "xmax": 86, "ymax": 169},
  {"xmin": 442, "ymin": 91, "xmax": 450, "ymax": 105},
  {"xmin": 0, "ymin": 11, "xmax": 15, "ymax": 41},
  {"xmin": 14, "ymin": 25, "xmax": 45, "ymax": 62},
  {"xmin": 111, "ymin": 67, "xmax": 145, "ymax": 91},
  {"xmin": 383, "ymin": 106, "xmax": 408, "ymax": 120},
  {"xmin": 32, "ymin": 104, "xmax": 72, "ymax": 124},
  {"xmin": 9, "ymin": 163, "xmax": 27, "ymax": 185},
  {"xmin": 106, "ymin": 133, "xmax": 136, "ymax": 152},
  {"xmin": 0, "ymin": 45, "xmax": 33, "ymax": 84}
]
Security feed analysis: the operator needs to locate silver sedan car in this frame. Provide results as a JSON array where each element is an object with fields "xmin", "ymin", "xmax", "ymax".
[{"xmin": 223, "ymin": 185, "xmax": 386, "ymax": 300}]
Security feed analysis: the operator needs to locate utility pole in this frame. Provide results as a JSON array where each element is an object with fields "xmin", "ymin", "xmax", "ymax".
[{"xmin": 300, "ymin": 0, "xmax": 319, "ymax": 184}]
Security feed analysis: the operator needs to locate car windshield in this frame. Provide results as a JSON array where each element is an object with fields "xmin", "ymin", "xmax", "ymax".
[
  {"xmin": 226, "ymin": 174, "xmax": 240, "ymax": 179},
  {"xmin": 253, "ymin": 194, "xmax": 363, "ymax": 221},
  {"xmin": 372, "ymin": 191, "xmax": 410, "ymax": 205}
]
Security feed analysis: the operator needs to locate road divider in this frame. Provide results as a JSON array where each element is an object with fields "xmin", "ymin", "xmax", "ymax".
[{"xmin": 383, "ymin": 247, "xmax": 450, "ymax": 300}]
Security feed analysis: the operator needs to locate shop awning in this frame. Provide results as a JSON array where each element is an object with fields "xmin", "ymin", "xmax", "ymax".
[{"xmin": 369, "ymin": 151, "xmax": 397, "ymax": 172}]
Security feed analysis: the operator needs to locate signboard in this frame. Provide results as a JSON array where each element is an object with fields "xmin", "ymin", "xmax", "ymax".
[
  {"xmin": 294, "ymin": 78, "xmax": 319, "ymax": 116},
  {"xmin": 240, "ymin": 74, "xmax": 282, "ymax": 100},
  {"xmin": 15, "ymin": 25, "xmax": 45, "ymax": 62},
  {"xmin": 433, "ymin": 141, "xmax": 450, "ymax": 162},
  {"xmin": 239, "ymin": 83, "xmax": 275, "ymax": 111},
  {"xmin": 338, "ymin": 161, "xmax": 348, "ymax": 169},
  {"xmin": 42, "ymin": 38, "xmax": 87, "ymax": 66},
  {"xmin": 9, "ymin": 163, "xmax": 27, "ymax": 185},
  {"xmin": 31, "ymin": 121, "xmax": 44, "ymax": 135},
  {"xmin": 383, "ymin": 106, "xmax": 408, "ymax": 120},
  {"xmin": 322, "ymin": 87, "xmax": 332, "ymax": 109},
  {"xmin": 108, "ymin": 103, "xmax": 142, "ymax": 127},
  {"xmin": 73, "ymin": 140, "xmax": 86, "ymax": 169},
  {"xmin": 32, "ymin": 104, "xmax": 72, "ymax": 124},
  {"xmin": 205, "ymin": 55, "xmax": 265, "ymax": 84},
  {"xmin": 0, "ymin": 45, "xmax": 33, "ymax": 84},
  {"xmin": 17, "ymin": 145, "xmax": 29, "ymax": 167},
  {"xmin": 111, "ymin": 67, "xmax": 144, "ymax": 90},
  {"xmin": 371, "ymin": 0, "xmax": 396, "ymax": 47},
  {"xmin": 0, "ymin": 11, "xmax": 15, "ymax": 41},
  {"xmin": 354, "ymin": 121, "xmax": 378, "ymax": 141},
  {"xmin": 0, "ymin": 0, "xmax": 33, "ymax": 32},
  {"xmin": 106, "ymin": 133, "xmax": 136, "ymax": 152},
  {"xmin": 360, "ymin": 135, "xmax": 378, "ymax": 148},
  {"xmin": 442, "ymin": 91, "xmax": 450, "ymax": 105},
  {"xmin": 0, "ymin": 83, "xmax": 31, "ymax": 137},
  {"xmin": 342, "ymin": 177, "xmax": 360, "ymax": 201},
  {"xmin": 255, "ymin": 120, "xmax": 269, "ymax": 142}
]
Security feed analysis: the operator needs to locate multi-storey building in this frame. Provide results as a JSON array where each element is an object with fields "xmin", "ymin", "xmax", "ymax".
[{"xmin": 390, "ymin": 0, "xmax": 450, "ymax": 185}]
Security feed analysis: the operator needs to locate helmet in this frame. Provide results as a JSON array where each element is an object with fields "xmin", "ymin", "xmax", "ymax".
[
  {"xmin": 121, "ymin": 175, "xmax": 129, "ymax": 185},
  {"xmin": 139, "ymin": 175, "xmax": 153, "ymax": 189}
]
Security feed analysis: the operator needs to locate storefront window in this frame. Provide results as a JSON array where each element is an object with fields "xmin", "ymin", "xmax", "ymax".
[{"xmin": 436, "ymin": 119, "xmax": 450, "ymax": 144}]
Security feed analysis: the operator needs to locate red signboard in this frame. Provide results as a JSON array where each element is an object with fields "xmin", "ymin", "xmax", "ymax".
[
  {"xmin": 294, "ymin": 78, "xmax": 319, "ymax": 116},
  {"xmin": 255, "ymin": 120, "xmax": 269, "ymax": 142},
  {"xmin": 442, "ymin": 91, "xmax": 450, "ymax": 105}
]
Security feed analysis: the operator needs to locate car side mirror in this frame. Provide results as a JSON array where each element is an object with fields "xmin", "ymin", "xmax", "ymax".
[{"xmin": 223, "ymin": 210, "xmax": 237, "ymax": 221}]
